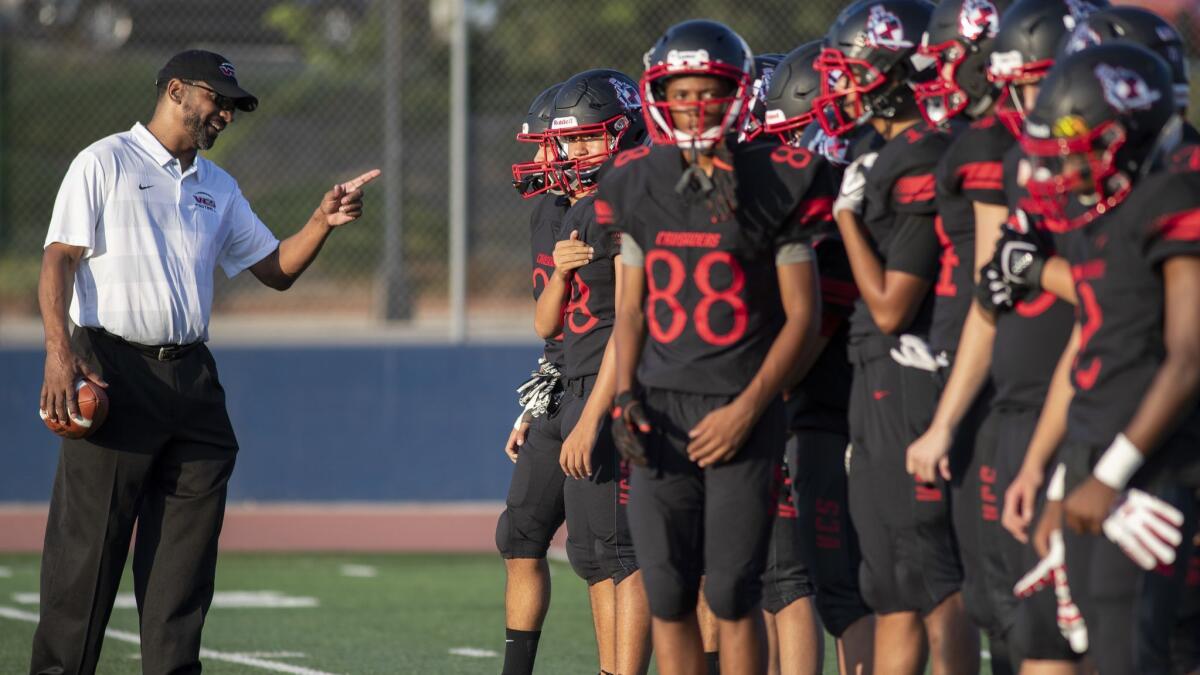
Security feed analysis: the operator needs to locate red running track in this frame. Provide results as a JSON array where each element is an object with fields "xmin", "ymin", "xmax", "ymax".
[{"xmin": 0, "ymin": 503, "xmax": 566, "ymax": 553}]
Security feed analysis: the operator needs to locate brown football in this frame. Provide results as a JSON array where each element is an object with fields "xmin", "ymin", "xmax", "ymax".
[{"xmin": 40, "ymin": 380, "xmax": 109, "ymax": 439}]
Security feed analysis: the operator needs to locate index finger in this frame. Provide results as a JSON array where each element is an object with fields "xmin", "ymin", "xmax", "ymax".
[{"xmin": 341, "ymin": 169, "xmax": 382, "ymax": 191}]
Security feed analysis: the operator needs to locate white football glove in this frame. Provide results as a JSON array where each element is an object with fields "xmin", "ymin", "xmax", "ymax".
[
  {"xmin": 516, "ymin": 357, "xmax": 563, "ymax": 419},
  {"xmin": 889, "ymin": 334, "xmax": 945, "ymax": 372},
  {"xmin": 1102, "ymin": 488, "xmax": 1184, "ymax": 571},
  {"xmin": 1013, "ymin": 529, "xmax": 1089, "ymax": 654},
  {"xmin": 833, "ymin": 152, "xmax": 878, "ymax": 217}
]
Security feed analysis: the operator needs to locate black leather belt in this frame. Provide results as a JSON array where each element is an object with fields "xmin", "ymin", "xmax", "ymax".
[{"xmin": 90, "ymin": 327, "xmax": 202, "ymax": 361}]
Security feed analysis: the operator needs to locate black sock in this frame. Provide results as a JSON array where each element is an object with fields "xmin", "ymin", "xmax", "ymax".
[
  {"xmin": 502, "ymin": 628, "xmax": 541, "ymax": 675},
  {"xmin": 705, "ymin": 651, "xmax": 720, "ymax": 675}
]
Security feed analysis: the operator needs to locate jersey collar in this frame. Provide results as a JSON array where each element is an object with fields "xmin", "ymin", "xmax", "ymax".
[{"xmin": 130, "ymin": 122, "xmax": 205, "ymax": 180}]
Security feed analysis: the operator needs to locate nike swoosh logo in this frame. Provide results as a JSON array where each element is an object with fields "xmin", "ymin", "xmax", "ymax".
[
  {"xmin": 139, "ymin": 183, "xmax": 153, "ymax": 190},
  {"xmin": 872, "ymin": 390, "xmax": 890, "ymax": 400}
]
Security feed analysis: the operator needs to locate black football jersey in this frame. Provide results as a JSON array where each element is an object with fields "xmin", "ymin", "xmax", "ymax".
[
  {"xmin": 558, "ymin": 195, "xmax": 620, "ymax": 380},
  {"xmin": 787, "ymin": 233, "xmax": 857, "ymax": 433},
  {"xmin": 1056, "ymin": 165, "xmax": 1200, "ymax": 447},
  {"xmin": 989, "ymin": 144, "xmax": 1075, "ymax": 409},
  {"xmin": 849, "ymin": 120, "xmax": 959, "ymax": 342},
  {"xmin": 596, "ymin": 137, "xmax": 835, "ymax": 396},
  {"xmin": 929, "ymin": 115, "xmax": 1014, "ymax": 356},
  {"xmin": 530, "ymin": 193, "xmax": 571, "ymax": 367}
]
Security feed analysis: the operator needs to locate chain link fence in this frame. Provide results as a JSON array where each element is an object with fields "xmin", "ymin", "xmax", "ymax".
[{"xmin": 0, "ymin": 0, "xmax": 1194, "ymax": 340}]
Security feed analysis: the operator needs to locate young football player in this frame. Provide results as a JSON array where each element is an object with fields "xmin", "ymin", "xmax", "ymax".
[
  {"xmin": 535, "ymin": 68, "xmax": 653, "ymax": 675},
  {"xmin": 600, "ymin": 19, "xmax": 830, "ymax": 674}
]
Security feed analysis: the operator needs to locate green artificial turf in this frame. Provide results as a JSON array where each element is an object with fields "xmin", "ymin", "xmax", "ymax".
[{"xmin": 0, "ymin": 553, "xmax": 992, "ymax": 674}]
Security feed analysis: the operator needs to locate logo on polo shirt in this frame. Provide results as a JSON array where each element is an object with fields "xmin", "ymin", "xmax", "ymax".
[{"xmin": 193, "ymin": 192, "xmax": 217, "ymax": 211}]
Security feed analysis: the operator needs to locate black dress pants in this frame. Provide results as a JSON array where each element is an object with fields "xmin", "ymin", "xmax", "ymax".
[{"xmin": 30, "ymin": 327, "xmax": 238, "ymax": 675}]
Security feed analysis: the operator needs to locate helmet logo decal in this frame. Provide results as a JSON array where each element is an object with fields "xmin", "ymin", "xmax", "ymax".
[
  {"xmin": 551, "ymin": 116, "xmax": 580, "ymax": 129},
  {"xmin": 665, "ymin": 49, "xmax": 711, "ymax": 70},
  {"xmin": 1095, "ymin": 63, "xmax": 1162, "ymax": 113},
  {"xmin": 959, "ymin": 0, "xmax": 999, "ymax": 41},
  {"xmin": 609, "ymin": 77, "xmax": 642, "ymax": 111},
  {"xmin": 1063, "ymin": 0, "xmax": 1100, "ymax": 30},
  {"xmin": 1064, "ymin": 24, "xmax": 1102, "ymax": 54},
  {"xmin": 866, "ymin": 5, "xmax": 913, "ymax": 51},
  {"xmin": 755, "ymin": 66, "xmax": 776, "ymax": 104}
]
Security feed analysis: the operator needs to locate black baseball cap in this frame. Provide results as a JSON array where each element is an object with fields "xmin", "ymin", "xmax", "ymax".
[{"xmin": 156, "ymin": 50, "xmax": 258, "ymax": 112}]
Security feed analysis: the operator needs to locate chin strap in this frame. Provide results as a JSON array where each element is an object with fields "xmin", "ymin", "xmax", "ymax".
[{"xmin": 675, "ymin": 142, "xmax": 714, "ymax": 198}]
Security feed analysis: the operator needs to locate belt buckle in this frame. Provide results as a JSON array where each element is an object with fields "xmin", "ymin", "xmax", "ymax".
[{"xmin": 157, "ymin": 346, "xmax": 169, "ymax": 361}]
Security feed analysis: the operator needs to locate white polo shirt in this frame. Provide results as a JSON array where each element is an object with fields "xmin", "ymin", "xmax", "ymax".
[{"xmin": 44, "ymin": 123, "xmax": 279, "ymax": 345}]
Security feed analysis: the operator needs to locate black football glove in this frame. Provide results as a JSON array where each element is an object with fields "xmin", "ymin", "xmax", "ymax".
[
  {"xmin": 611, "ymin": 390, "xmax": 652, "ymax": 466},
  {"xmin": 997, "ymin": 210, "xmax": 1047, "ymax": 292},
  {"xmin": 976, "ymin": 259, "xmax": 1016, "ymax": 313}
]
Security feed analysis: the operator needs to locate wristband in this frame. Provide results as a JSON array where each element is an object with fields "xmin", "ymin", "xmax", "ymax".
[
  {"xmin": 1046, "ymin": 463, "xmax": 1066, "ymax": 501},
  {"xmin": 1093, "ymin": 433, "xmax": 1144, "ymax": 490}
]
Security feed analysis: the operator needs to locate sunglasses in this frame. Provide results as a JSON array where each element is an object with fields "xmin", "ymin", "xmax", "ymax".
[{"xmin": 181, "ymin": 80, "xmax": 237, "ymax": 112}]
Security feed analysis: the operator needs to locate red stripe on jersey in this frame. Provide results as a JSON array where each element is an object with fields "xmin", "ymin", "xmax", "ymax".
[
  {"xmin": 1155, "ymin": 208, "xmax": 1200, "ymax": 242},
  {"xmin": 821, "ymin": 277, "xmax": 859, "ymax": 308},
  {"xmin": 958, "ymin": 161, "xmax": 1004, "ymax": 192},
  {"xmin": 1015, "ymin": 291, "xmax": 1057, "ymax": 317},
  {"xmin": 795, "ymin": 196, "xmax": 834, "ymax": 227},
  {"xmin": 594, "ymin": 198, "xmax": 614, "ymax": 225},
  {"xmin": 894, "ymin": 174, "xmax": 936, "ymax": 204}
]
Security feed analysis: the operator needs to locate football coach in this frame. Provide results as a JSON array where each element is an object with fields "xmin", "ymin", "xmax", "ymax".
[{"xmin": 32, "ymin": 49, "xmax": 378, "ymax": 674}]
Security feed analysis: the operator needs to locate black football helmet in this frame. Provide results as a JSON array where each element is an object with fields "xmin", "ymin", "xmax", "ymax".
[
  {"xmin": 1060, "ymin": 6, "xmax": 1189, "ymax": 111},
  {"xmin": 988, "ymin": 0, "xmax": 1109, "ymax": 135},
  {"xmin": 743, "ymin": 53, "xmax": 785, "ymax": 141},
  {"xmin": 543, "ymin": 69, "xmax": 647, "ymax": 198},
  {"xmin": 512, "ymin": 83, "xmax": 563, "ymax": 198},
  {"xmin": 762, "ymin": 41, "xmax": 824, "ymax": 146},
  {"xmin": 815, "ymin": 0, "xmax": 937, "ymax": 137},
  {"xmin": 913, "ymin": 0, "xmax": 1015, "ymax": 126},
  {"xmin": 641, "ymin": 19, "xmax": 755, "ymax": 150},
  {"xmin": 1022, "ymin": 42, "xmax": 1176, "ymax": 227}
]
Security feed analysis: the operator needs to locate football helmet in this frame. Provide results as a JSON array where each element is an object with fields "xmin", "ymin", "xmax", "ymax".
[
  {"xmin": 512, "ymin": 83, "xmax": 563, "ymax": 198},
  {"xmin": 1060, "ymin": 6, "xmax": 1189, "ymax": 111},
  {"xmin": 1021, "ymin": 43, "xmax": 1176, "ymax": 227},
  {"xmin": 814, "ymin": 0, "xmax": 937, "ymax": 137},
  {"xmin": 743, "ymin": 52, "xmax": 785, "ymax": 141},
  {"xmin": 640, "ymin": 19, "xmax": 755, "ymax": 150},
  {"xmin": 988, "ymin": 0, "xmax": 1109, "ymax": 135},
  {"xmin": 544, "ymin": 68, "xmax": 647, "ymax": 197},
  {"xmin": 762, "ymin": 40, "xmax": 824, "ymax": 146},
  {"xmin": 913, "ymin": 0, "xmax": 1015, "ymax": 125}
]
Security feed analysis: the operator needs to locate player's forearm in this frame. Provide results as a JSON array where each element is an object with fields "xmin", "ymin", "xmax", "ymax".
[
  {"xmin": 534, "ymin": 274, "xmax": 570, "ymax": 339},
  {"xmin": 973, "ymin": 202, "xmax": 1009, "ymax": 280},
  {"xmin": 835, "ymin": 210, "xmax": 919, "ymax": 333},
  {"xmin": 1022, "ymin": 324, "xmax": 1080, "ymax": 474},
  {"xmin": 579, "ymin": 334, "xmax": 621, "ymax": 428},
  {"xmin": 1040, "ymin": 256, "xmax": 1077, "ymax": 305},
  {"xmin": 1119, "ymin": 257, "xmax": 1200, "ymax": 455},
  {"xmin": 39, "ymin": 246, "xmax": 79, "ymax": 351},
  {"xmin": 613, "ymin": 304, "xmax": 644, "ymax": 394},
  {"xmin": 737, "ymin": 262, "xmax": 818, "ymax": 417},
  {"xmin": 927, "ymin": 304, "xmax": 996, "ymax": 434}
]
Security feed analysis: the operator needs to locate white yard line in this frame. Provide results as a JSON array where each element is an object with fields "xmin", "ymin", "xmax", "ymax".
[
  {"xmin": 0, "ymin": 566, "xmax": 12, "ymax": 578},
  {"xmin": 13, "ymin": 591, "xmax": 318, "ymax": 609},
  {"xmin": 448, "ymin": 647, "xmax": 499, "ymax": 658},
  {"xmin": 0, "ymin": 606, "xmax": 341, "ymax": 675},
  {"xmin": 338, "ymin": 564, "xmax": 378, "ymax": 578}
]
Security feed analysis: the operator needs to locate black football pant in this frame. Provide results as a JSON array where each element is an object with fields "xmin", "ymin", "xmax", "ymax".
[
  {"xmin": 30, "ymin": 327, "xmax": 238, "ymax": 675},
  {"xmin": 761, "ymin": 435, "xmax": 815, "ymax": 615}
]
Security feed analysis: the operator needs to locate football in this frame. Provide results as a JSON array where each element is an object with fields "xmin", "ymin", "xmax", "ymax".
[{"xmin": 40, "ymin": 379, "xmax": 109, "ymax": 439}]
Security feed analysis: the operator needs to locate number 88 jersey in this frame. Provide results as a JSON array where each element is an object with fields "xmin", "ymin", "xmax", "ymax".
[{"xmin": 596, "ymin": 138, "xmax": 835, "ymax": 396}]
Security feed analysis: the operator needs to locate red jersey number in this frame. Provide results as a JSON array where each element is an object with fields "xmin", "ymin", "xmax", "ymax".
[{"xmin": 646, "ymin": 249, "xmax": 748, "ymax": 346}]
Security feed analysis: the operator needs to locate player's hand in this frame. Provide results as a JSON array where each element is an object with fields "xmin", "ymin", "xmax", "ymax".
[
  {"xmin": 1063, "ymin": 476, "xmax": 1118, "ymax": 536},
  {"xmin": 687, "ymin": 399, "xmax": 756, "ymax": 468},
  {"xmin": 832, "ymin": 152, "xmax": 877, "ymax": 218},
  {"xmin": 905, "ymin": 424, "xmax": 953, "ymax": 484},
  {"xmin": 1002, "ymin": 465, "xmax": 1043, "ymax": 544},
  {"xmin": 318, "ymin": 169, "xmax": 381, "ymax": 228},
  {"xmin": 1103, "ymin": 489, "xmax": 1184, "ymax": 570},
  {"xmin": 996, "ymin": 211, "xmax": 1045, "ymax": 291},
  {"xmin": 553, "ymin": 230, "xmax": 593, "ymax": 279},
  {"xmin": 504, "ymin": 416, "xmax": 531, "ymax": 463},
  {"xmin": 560, "ymin": 421, "xmax": 596, "ymax": 479},
  {"xmin": 612, "ymin": 390, "xmax": 651, "ymax": 466},
  {"xmin": 975, "ymin": 260, "xmax": 1015, "ymax": 313},
  {"xmin": 1033, "ymin": 499, "xmax": 1063, "ymax": 559},
  {"xmin": 40, "ymin": 343, "xmax": 107, "ymax": 426}
]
